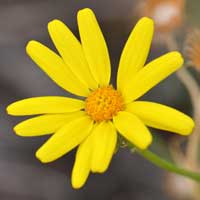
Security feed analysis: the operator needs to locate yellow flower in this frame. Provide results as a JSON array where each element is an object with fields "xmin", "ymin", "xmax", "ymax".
[{"xmin": 7, "ymin": 8, "xmax": 194, "ymax": 189}]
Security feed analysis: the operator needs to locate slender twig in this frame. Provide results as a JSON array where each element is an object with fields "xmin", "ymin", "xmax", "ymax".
[
  {"xmin": 134, "ymin": 148, "xmax": 200, "ymax": 182},
  {"xmin": 168, "ymin": 137, "xmax": 185, "ymax": 165},
  {"xmin": 165, "ymin": 35, "xmax": 200, "ymax": 107},
  {"xmin": 186, "ymin": 100, "xmax": 200, "ymax": 168},
  {"xmin": 165, "ymin": 34, "xmax": 200, "ymax": 169}
]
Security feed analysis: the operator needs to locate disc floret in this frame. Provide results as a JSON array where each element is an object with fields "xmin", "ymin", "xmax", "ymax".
[{"xmin": 85, "ymin": 86, "xmax": 124, "ymax": 121}]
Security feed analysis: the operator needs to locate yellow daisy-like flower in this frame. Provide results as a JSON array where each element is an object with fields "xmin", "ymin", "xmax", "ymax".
[{"xmin": 7, "ymin": 8, "xmax": 194, "ymax": 189}]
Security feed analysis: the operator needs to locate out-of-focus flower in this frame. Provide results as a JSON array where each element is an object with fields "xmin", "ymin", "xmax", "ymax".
[
  {"xmin": 185, "ymin": 29, "xmax": 200, "ymax": 70},
  {"xmin": 138, "ymin": 0, "xmax": 185, "ymax": 33},
  {"xmin": 7, "ymin": 8, "xmax": 194, "ymax": 189}
]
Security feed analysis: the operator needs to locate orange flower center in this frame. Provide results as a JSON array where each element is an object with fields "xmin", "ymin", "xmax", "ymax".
[{"xmin": 85, "ymin": 86, "xmax": 124, "ymax": 122}]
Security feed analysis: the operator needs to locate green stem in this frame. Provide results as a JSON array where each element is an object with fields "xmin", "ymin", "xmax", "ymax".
[{"xmin": 134, "ymin": 148, "xmax": 200, "ymax": 182}]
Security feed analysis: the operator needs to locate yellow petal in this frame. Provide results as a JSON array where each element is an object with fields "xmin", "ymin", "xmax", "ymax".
[
  {"xmin": 91, "ymin": 121, "xmax": 117, "ymax": 173},
  {"xmin": 117, "ymin": 17, "xmax": 154, "ymax": 91},
  {"xmin": 14, "ymin": 111, "xmax": 85, "ymax": 136},
  {"xmin": 36, "ymin": 116, "xmax": 93, "ymax": 163},
  {"xmin": 126, "ymin": 101, "xmax": 195, "ymax": 135},
  {"xmin": 77, "ymin": 8, "xmax": 111, "ymax": 86},
  {"xmin": 113, "ymin": 111, "xmax": 152, "ymax": 149},
  {"xmin": 48, "ymin": 20, "xmax": 98, "ymax": 90},
  {"xmin": 72, "ymin": 134, "xmax": 93, "ymax": 189},
  {"xmin": 122, "ymin": 52, "xmax": 184, "ymax": 103},
  {"xmin": 26, "ymin": 40, "xmax": 89, "ymax": 96},
  {"xmin": 7, "ymin": 96, "xmax": 85, "ymax": 116}
]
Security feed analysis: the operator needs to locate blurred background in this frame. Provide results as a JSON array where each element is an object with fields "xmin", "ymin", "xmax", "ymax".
[{"xmin": 0, "ymin": 0, "xmax": 200, "ymax": 199}]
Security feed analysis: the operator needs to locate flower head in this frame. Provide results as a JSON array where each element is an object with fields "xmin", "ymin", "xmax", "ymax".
[
  {"xmin": 138, "ymin": 0, "xmax": 185, "ymax": 33},
  {"xmin": 7, "ymin": 8, "xmax": 194, "ymax": 189}
]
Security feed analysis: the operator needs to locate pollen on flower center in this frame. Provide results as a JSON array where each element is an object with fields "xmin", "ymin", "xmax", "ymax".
[{"xmin": 85, "ymin": 86, "xmax": 124, "ymax": 122}]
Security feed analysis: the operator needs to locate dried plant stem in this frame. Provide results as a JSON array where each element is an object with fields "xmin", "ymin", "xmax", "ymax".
[
  {"xmin": 165, "ymin": 35, "xmax": 199, "ymax": 106},
  {"xmin": 165, "ymin": 34, "xmax": 200, "ymax": 169},
  {"xmin": 186, "ymin": 99, "xmax": 200, "ymax": 168},
  {"xmin": 135, "ymin": 148, "xmax": 200, "ymax": 182},
  {"xmin": 168, "ymin": 137, "xmax": 185, "ymax": 165}
]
